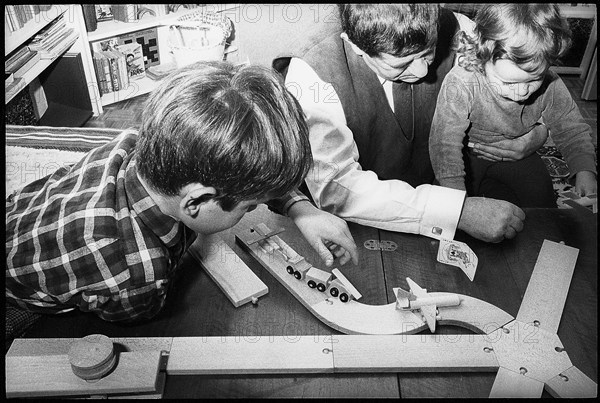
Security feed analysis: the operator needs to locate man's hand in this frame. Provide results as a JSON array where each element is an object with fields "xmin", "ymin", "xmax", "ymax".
[
  {"xmin": 288, "ymin": 200, "xmax": 359, "ymax": 267},
  {"xmin": 458, "ymin": 197, "xmax": 526, "ymax": 243},
  {"xmin": 470, "ymin": 124, "xmax": 548, "ymax": 162}
]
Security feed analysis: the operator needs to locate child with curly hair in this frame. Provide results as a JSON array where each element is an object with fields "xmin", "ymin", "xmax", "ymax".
[{"xmin": 429, "ymin": 4, "xmax": 596, "ymax": 207}]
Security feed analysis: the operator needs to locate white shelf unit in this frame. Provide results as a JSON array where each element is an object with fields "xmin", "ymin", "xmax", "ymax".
[
  {"xmin": 78, "ymin": 4, "xmax": 240, "ymax": 115},
  {"xmin": 5, "ymin": 5, "xmax": 86, "ymax": 105},
  {"xmin": 5, "ymin": 5, "xmax": 70, "ymax": 55}
]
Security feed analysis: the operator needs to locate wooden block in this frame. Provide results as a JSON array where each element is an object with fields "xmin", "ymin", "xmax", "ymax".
[
  {"xmin": 5, "ymin": 350, "xmax": 162, "ymax": 398},
  {"xmin": 489, "ymin": 367, "xmax": 544, "ymax": 398},
  {"xmin": 68, "ymin": 334, "xmax": 116, "ymax": 380},
  {"xmin": 516, "ymin": 240, "xmax": 579, "ymax": 333},
  {"xmin": 188, "ymin": 234, "xmax": 268, "ymax": 307},
  {"xmin": 167, "ymin": 336, "xmax": 335, "ymax": 375},
  {"xmin": 545, "ymin": 365, "xmax": 598, "ymax": 398}
]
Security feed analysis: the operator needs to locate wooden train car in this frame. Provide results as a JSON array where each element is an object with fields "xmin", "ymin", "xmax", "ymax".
[{"xmin": 290, "ymin": 266, "xmax": 362, "ymax": 303}]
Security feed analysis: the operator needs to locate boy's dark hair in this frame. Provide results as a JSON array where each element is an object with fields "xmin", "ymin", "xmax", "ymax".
[
  {"xmin": 339, "ymin": 4, "xmax": 440, "ymax": 58},
  {"xmin": 457, "ymin": 4, "xmax": 571, "ymax": 75},
  {"xmin": 136, "ymin": 61, "xmax": 311, "ymax": 211}
]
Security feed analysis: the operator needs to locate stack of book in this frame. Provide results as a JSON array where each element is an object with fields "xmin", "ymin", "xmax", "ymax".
[
  {"xmin": 92, "ymin": 40, "xmax": 146, "ymax": 96},
  {"xmin": 93, "ymin": 50, "xmax": 127, "ymax": 96},
  {"xmin": 27, "ymin": 15, "xmax": 79, "ymax": 60},
  {"xmin": 5, "ymin": 5, "xmax": 53, "ymax": 32},
  {"xmin": 5, "ymin": 47, "xmax": 41, "ymax": 78}
]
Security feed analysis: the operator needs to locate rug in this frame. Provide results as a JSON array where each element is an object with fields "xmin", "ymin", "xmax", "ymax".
[{"xmin": 5, "ymin": 125, "xmax": 121, "ymax": 198}]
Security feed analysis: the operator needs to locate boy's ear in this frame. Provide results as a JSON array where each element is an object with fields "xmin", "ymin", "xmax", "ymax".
[
  {"xmin": 340, "ymin": 32, "xmax": 366, "ymax": 57},
  {"xmin": 179, "ymin": 184, "xmax": 217, "ymax": 218}
]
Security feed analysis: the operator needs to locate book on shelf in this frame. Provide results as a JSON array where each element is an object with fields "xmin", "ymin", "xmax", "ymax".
[
  {"xmin": 12, "ymin": 51, "xmax": 41, "ymax": 78},
  {"xmin": 82, "ymin": 4, "xmax": 98, "ymax": 32},
  {"xmin": 29, "ymin": 16, "xmax": 67, "ymax": 47},
  {"xmin": 25, "ymin": 14, "xmax": 78, "ymax": 60},
  {"xmin": 31, "ymin": 29, "xmax": 79, "ymax": 59},
  {"xmin": 5, "ymin": 46, "xmax": 32, "ymax": 71},
  {"xmin": 92, "ymin": 51, "xmax": 113, "ymax": 95},
  {"xmin": 103, "ymin": 50, "xmax": 122, "ymax": 92},
  {"xmin": 4, "ymin": 5, "xmax": 47, "ymax": 32},
  {"xmin": 113, "ymin": 4, "xmax": 138, "ymax": 23},
  {"xmin": 91, "ymin": 38, "xmax": 132, "ymax": 93},
  {"xmin": 116, "ymin": 42, "xmax": 145, "ymax": 80},
  {"xmin": 118, "ymin": 28, "xmax": 161, "ymax": 68}
]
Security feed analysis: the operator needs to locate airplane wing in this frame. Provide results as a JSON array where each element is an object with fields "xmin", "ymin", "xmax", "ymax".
[
  {"xmin": 420, "ymin": 304, "xmax": 438, "ymax": 332},
  {"xmin": 406, "ymin": 277, "xmax": 428, "ymax": 298}
]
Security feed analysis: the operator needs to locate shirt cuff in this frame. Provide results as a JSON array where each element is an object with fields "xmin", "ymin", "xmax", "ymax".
[
  {"xmin": 267, "ymin": 188, "xmax": 311, "ymax": 216},
  {"xmin": 419, "ymin": 186, "xmax": 466, "ymax": 240}
]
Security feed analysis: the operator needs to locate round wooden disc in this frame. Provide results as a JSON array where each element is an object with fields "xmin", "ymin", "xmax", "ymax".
[{"xmin": 68, "ymin": 334, "xmax": 115, "ymax": 380}]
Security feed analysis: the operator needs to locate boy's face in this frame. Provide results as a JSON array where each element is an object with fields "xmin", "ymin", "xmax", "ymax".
[
  {"xmin": 484, "ymin": 59, "xmax": 545, "ymax": 103},
  {"xmin": 181, "ymin": 198, "xmax": 265, "ymax": 235}
]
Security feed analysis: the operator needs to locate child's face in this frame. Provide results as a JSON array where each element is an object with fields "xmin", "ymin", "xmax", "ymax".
[{"xmin": 484, "ymin": 59, "xmax": 544, "ymax": 103}]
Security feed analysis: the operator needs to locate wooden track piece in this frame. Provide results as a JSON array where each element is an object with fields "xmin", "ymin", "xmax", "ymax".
[
  {"xmin": 545, "ymin": 365, "xmax": 598, "ymax": 398},
  {"xmin": 5, "ymin": 350, "xmax": 163, "ymax": 398},
  {"xmin": 331, "ymin": 334, "xmax": 498, "ymax": 372},
  {"xmin": 167, "ymin": 336, "xmax": 335, "ymax": 375},
  {"xmin": 188, "ymin": 233, "xmax": 268, "ymax": 307},
  {"xmin": 237, "ymin": 224, "xmax": 514, "ymax": 335},
  {"xmin": 516, "ymin": 239, "xmax": 579, "ymax": 333},
  {"xmin": 7, "ymin": 337, "xmax": 173, "ymax": 356},
  {"xmin": 489, "ymin": 367, "xmax": 545, "ymax": 398}
]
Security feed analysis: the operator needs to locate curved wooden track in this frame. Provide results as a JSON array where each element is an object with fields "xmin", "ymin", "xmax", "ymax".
[{"xmin": 236, "ymin": 225, "xmax": 514, "ymax": 335}]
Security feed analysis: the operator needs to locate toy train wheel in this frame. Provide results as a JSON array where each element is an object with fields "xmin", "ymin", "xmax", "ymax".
[
  {"xmin": 340, "ymin": 293, "xmax": 349, "ymax": 303},
  {"xmin": 294, "ymin": 271, "xmax": 302, "ymax": 280},
  {"xmin": 307, "ymin": 280, "xmax": 316, "ymax": 288},
  {"xmin": 286, "ymin": 266, "xmax": 294, "ymax": 275},
  {"xmin": 329, "ymin": 287, "xmax": 339, "ymax": 297},
  {"xmin": 317, "ymin": 283, "xmax": 326, "ymax": 292}
]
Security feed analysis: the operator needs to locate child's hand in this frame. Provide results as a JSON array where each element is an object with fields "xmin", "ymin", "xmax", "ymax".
[
  {"xmin": 288, "ymin": 200, "xmax": 359, "ymax": 267},
  {"xmin": 575, "ymin": 171, "xmax": 597, "ymax": 197}
]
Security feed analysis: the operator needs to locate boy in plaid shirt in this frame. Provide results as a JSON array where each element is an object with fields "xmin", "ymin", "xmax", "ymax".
[{"xmin": 6, "ymin": 61, "xmax": 358, "ymax": 326}]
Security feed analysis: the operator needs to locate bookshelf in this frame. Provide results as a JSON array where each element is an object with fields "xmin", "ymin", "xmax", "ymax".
[
  {"xmin": 77, "ymin": 4, "xmax": 240, "ymax": 114},
  {"xmin": 5, "ymin": 5, "xmax": 95, "ymax": 126},
  {"xmin": 5, "ymin": 5, "xmax": 73, "ymax": 104}
]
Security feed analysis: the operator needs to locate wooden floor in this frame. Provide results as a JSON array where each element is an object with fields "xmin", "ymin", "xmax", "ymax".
[{"xmin": 84, "ymin": 74, "xmax": 597, "ymax": 146}]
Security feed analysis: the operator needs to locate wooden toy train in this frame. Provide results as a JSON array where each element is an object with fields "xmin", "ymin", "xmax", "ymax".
[{"xmin": 249, "ymin": 223, "xmax": 362, "ymax": 303}]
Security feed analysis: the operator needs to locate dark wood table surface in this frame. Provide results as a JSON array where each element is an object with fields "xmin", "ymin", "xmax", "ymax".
[{"xmin": 17, "ymin": 205, "xmax": 597, "ymax": 398}]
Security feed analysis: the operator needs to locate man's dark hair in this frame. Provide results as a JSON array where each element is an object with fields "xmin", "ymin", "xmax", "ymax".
[{"xmin": 339, "ymin": 4, "xmax": 440, "ymax": 58}]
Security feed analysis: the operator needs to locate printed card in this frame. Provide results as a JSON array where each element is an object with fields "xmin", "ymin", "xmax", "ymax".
[{"xmin": 437, "ymin": 239, "xmax": 478, "ymax": 281}]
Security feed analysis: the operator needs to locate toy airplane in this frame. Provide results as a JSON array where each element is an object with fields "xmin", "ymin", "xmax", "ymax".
[{"xmin": 395, "ymin": 277, "xmax": 461, "ymax": 332}]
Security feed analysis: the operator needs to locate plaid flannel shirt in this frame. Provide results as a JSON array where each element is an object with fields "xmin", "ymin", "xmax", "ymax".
[
  {"xmin": 6, "ymin": 130, "xmax": 310, "ymax": 323},
  {"xmin": 6, "ymin": 131, "xmax": 196, "ymax": 322}
]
